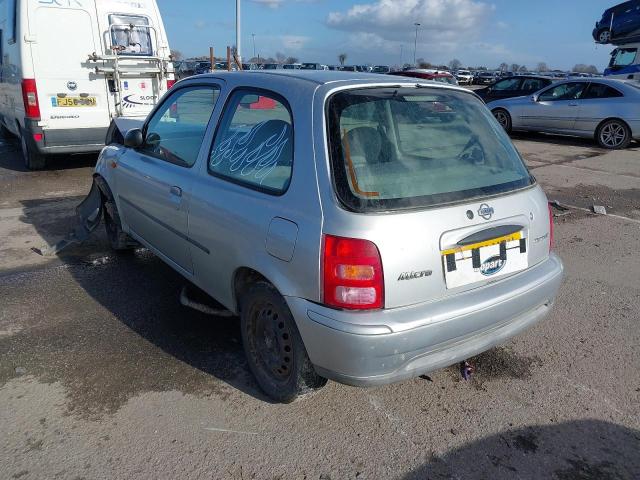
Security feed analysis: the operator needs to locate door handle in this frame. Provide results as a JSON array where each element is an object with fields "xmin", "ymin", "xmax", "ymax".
[{"xmin": 170, "ymin": 186, "xmax": 182, "ymax": 197}]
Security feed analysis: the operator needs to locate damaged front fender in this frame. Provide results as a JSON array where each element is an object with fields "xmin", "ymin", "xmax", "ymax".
[{"xmin": 38, "ymin": 180, "xmax": 104, "ymax": 256}]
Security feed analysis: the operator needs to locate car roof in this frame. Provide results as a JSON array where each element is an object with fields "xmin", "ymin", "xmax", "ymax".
[{"xmin": 189, "ymin": 70, "xmax": 474, "ymax": 96}]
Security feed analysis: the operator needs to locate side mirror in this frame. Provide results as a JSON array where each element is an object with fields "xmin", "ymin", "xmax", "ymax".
[
  {"xmin": 124, "ymin": 128, "xmax": 144, "ymax": 148},
  {"xmin": 530, "ymin": 95, "xmax": 537, "ymax": 102}
]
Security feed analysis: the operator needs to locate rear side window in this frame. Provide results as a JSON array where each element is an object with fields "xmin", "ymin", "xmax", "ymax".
[
  {"xmin": 142, "ymin": 86, "xmax": 220, "ymax": 167},
  {"xmin": 521, "ymin": 78, "xmax": 548, "ymax": 92},
  {"xmin": 208, "ymin": 90, "xmax": 293, "ymax": 194},
  {"xmin": 327, "ymin": 87, "xmax": 532, "ymax": 212},
  {"xmin": 582, "ymin": 83, "xmax": 623, "ymax": 99},
  {"xmin": 109, "ymin": 14, "xmax": 152, "ymax": 56}
]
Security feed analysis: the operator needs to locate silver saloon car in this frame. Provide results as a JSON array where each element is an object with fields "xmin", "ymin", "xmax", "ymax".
[
  {"xmin": 488, "ymin": 78, "xmax": 640, "ymax": 149},
  {"xmin": 93, "ymin": 71, "xmax": 563, "ymax": 402}
]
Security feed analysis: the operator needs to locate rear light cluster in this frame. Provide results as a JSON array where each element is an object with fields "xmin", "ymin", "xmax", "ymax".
[
  {"xmin": 322, "ymin": 235, "xmax": 384, "ymax": 310},
  {"xmin": 166, "ymin": 79, "xmax": 176, "ymax": 89},
  {"xmin": 548, "ymin": 203, "xmax": 554, "ymax": 251},
  {"xmin": 21, "ymin": 79, "xmax": 40, "ymax": 119}
]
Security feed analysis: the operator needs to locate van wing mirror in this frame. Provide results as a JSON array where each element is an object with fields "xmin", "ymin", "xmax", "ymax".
[{"xmin": 124, "ymin": 128, "xmax": 144, "ymax": 148}]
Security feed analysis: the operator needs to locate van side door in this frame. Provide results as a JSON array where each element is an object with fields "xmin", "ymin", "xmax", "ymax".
[{"xmin": 114, "ymin": 84, "xmax": 220, "ymax": 275}]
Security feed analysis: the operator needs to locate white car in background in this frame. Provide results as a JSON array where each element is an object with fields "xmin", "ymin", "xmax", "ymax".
[{"xmin": 456, "ymin": 70, "xmax": 474, "ymax": 85}]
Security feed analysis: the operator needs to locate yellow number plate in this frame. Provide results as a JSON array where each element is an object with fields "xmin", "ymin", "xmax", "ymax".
[
  {"xmin": 441, "ymin": 232, "xmax": 522, "ymax": 256},
  {"xmin": 55, "ymin": 96, "xmax": 97, "ymax": 107}
]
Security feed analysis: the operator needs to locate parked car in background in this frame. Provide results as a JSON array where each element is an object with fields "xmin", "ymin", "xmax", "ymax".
[
  {"xmin": 475, "ymin": 76, "xmax": 554, "ymax": 103},
  {"xmin": 177, "ymin": 61, "xmax": 197, "ymax": 79},
  {"xmin": 194, "ymin": 61, "xmax": 212, "ymax": 74},
  {"xmin": 263, "ymin": 63, "xmax": 282, "ymax": 70},
  {"xmin": 488, "ymin": 78, "xmax": 640, "ymax": 149},
  {"xmin": 593, "ymin": 0, "xmax": 640, "ymax": 44},
  {"xmin": 389, "ymin": 69, "xmax": 459, "ymax": 85},
  {"xmin": 283, "ymin": 64, "xmax": 302, "ymax": 70},
  {"xmin": 301, "ymin": 63, "xmax": 327, "ymax": 70},
  {"xmin": 339, "ymin": 65, "xmax": 358, "ymax": 71},
  {"xmin": 0, "ymin": 0, "xmax": 174, "ymax": 169},
  {"xmin": 371, "ymin": 65, "xmax": 391, "ymax": 73},
  {"xmin": 474, "ymin": 71, "xmax": 497, "ymax": 85},
  {"xmin": 455, "ymin": 70, "xmax": 474, "ymax": 85},
  {"xmin": 93, "ymin": 70, "xmax": 562, "ymax": 402}
]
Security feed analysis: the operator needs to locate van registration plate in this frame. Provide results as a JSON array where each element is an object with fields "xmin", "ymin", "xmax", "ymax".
[
  {"xmin": 441, "ymin": 232, "xmax": 528, "ymax": 289},
  {"xmin": 54, "ymin": 96, "xmax": 97, "ymax": 107}
]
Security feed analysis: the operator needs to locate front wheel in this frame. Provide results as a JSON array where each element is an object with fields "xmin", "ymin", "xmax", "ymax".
[
  {"xmin": 20, "ymin": 130, "xmax": 46, "ymax": 170},
  {"xmin": 240, "ymin": 281, "xmax": 327, "ymax": 403},
  {"xmin": 492, "ymin": 108, "xmax": 512, "ymax": 133},
  {"xmin": 596, "ymin": 119, "xmax": 631, "ymax": 149},
  {"xmin": 598, "ymin": 29, "xmax": 611, "ymax": 44}
]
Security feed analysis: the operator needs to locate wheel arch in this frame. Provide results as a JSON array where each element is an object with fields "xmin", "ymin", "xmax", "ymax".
[
  {"xmin": 595, "ymin": 117, "xmax": 631, "ymax": 136},
  {"xmin": 233, "ymin": 267, "xmax": 273, "ymax": 314}
]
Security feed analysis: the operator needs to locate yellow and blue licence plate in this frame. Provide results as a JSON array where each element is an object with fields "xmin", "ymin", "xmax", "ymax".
[{"xmin": 54, "ymin": 96, "xmax": 97, "ymax": 107}]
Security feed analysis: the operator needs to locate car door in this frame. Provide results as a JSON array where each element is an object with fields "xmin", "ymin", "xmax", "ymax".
[
  {"xmin": 114, "ymin": 84, "xmax": 220, "ymax": 275},
  {"xmin": 519, "ymin": 82, "xmax": 587, "ymax": 131},
  {"xmin": 484, "ymin": 78, "xmax": 523, "ymax": 102},
  {"xmin": 187, "ymin": 89, "xmax": 296, "ymax": 308},
  {"xmin": 573, "ymin": 82, "xmax": 625, "ymax": 134},
  {"xmin": 520, "ymin": 77, "xmax": 552, "ymax": 97}
]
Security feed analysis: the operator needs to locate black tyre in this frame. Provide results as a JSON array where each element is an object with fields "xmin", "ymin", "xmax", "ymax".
[
  {"xmin": 104, "ymin": 200, "xmax": 137, "ymax": 251},
  {"xmin": 492, "ymin": 108, "xmax": 512, "ymax": 133},
  {"xmin": 598, "ymin": 29, "xmax": 611, "ymax": 44},
  {"xmin": 240, "ymin": 281, "xmax": 327, "ymax": 402},
  {"xmin": 20, "ymin": 129, "xmax": 46, "ymax": 170},
  {"xmin": 596, "ymin": 119, "xmax": 631, "ymax": 150}
]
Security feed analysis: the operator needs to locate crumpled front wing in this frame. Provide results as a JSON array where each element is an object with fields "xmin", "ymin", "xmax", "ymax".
[{"xmin": 38, "ymin": 181, "xmax": 103, "ymax": 256}]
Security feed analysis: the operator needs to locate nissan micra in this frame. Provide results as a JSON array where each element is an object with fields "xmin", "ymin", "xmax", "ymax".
[{"xmin": 92, "ymin": 71, "xmax": 563, "ymax": 402}]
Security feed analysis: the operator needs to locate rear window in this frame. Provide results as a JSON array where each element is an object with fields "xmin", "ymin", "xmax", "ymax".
[
  {"xmin": 326, "ymin": 87, "xmax": 533, "ymax": 212},
  {"xmin": 109, "ymin": 14, "xmax": 152, "ymax": 56}
]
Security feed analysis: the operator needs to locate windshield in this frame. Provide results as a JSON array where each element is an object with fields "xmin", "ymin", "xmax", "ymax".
[
  {"xmin": 326, "ymin": 87, "xmax": 532, "ymax": 212},
  {"xmin": 609, "ymin": 48, "xmax": 638, "ymax": 69},
  {"xmin": 109, "ymin": 14, "xmax": 152, "ymax": 56}
]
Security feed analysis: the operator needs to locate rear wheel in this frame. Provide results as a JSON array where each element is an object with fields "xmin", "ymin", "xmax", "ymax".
[
  {"xmin": 240, "ymin": 281, "xmax": 327, "ymax": 402},
  {"xmin": 596, "ymin": 119, "xmax": 631, "ymax": 149},
  {"xmin": 20, "ymin": 129, "xmax": 46, "ymax": 170},
  {"xmin": 492, "ymin": 108, "xmax": 512, "ymax": 133},
  {"xmin": 598, "ymin": 29, "xmax": 611, "ymax": 44}
]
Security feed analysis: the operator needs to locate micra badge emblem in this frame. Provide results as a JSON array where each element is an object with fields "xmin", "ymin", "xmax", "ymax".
[
  {"xmin": 478, "ymin": 203, "xmax": 494, "ymax": 220},
  {"xmin": 398, "ymin": 270, "xmax": 432, "ymax": 281},
  {"xmin": 67, "ymin": 81, "xmax": 77, "ymax": 91}
]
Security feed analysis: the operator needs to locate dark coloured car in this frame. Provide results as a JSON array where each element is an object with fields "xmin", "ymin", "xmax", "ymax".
[
  {"xmin": 194, "ymin": 61, "xmax": 212, "ymax": 74},
  {"xmin": 475, "ymin": 76, "xmax": 554, "ymax": 103},
  {"xmin": 593, "ymin": 0, "xmax": 640, "ymax": 44},
  {"xmin": 473, "ymin": 71, "xmax": 497, "ymax": 85}
]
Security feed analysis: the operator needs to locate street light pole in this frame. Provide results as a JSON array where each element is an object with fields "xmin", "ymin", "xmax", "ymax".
[
  {"xmin": 236, "ymin": 0, "xmax": 241, "ymax": 62},
  {"xmin": 413, "ymin": 22, "xmax": 420, "ymax": 66},
  {"xmin": 252, "ymin": 33, "xmax": 256, "ymax": 59}
]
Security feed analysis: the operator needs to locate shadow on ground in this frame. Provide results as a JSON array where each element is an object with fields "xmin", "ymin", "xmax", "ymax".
[{"xmin": 404, "ymin": 419, "xmax": 640, "ymax": 480}]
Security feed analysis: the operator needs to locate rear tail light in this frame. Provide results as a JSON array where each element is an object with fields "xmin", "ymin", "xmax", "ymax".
[
  {"xmin": 166, "ymin": 79, "xmax": 176, "ymax": 89},
  {"xmin": 21, "ymin": 79, "xmax": 40, "ymax": 119},
  {"xmin": 322, "ymin": 235, "xmax": 384, "ymax": 310},
  {"xmin": 548, "ymin": 203, "xmax": 554, "ymax": 251}
]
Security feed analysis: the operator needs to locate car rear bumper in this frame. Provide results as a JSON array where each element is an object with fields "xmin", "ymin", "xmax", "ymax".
[
  {"xmin": 286, "ymin": 253, "xmax": 563, "ymax": 387},
  {"xmin": 25, "ymin": 120, "xmax": 107, "ymax": 155}
]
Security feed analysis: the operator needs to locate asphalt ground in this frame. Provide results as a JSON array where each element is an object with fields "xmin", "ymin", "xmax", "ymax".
[{"xmin": 0, "ymin": 131, "xmax": 639, "ymax": 480}]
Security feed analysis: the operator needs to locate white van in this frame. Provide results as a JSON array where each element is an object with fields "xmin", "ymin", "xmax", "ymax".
[{"xmin": 0, "ymin": 0, "xmax": 174, "ymax": 169}]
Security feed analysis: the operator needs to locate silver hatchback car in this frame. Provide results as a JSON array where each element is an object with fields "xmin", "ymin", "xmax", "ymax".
[{"xmin": 93, "ymin": 71, "xmax": 563, "ymax": 402}]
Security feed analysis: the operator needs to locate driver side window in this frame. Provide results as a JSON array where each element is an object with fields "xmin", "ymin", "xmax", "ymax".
[
  {"xmin": 142, "ymin": 86, "xmax": 220, "ymax": 167},
  {"xmin": 538, "ymin": 82, "xmax": 586, "ymax": 102}
]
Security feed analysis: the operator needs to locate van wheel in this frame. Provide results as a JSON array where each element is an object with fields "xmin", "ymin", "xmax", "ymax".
[
  {"xmin": 20, "ymin": 130, "xmax": 46, "ymax": 170},
  {"xmin": 240, "ymin": 281, "xmax": 327, "ymax": 403},
  {"xmin": 104, "ymin": 200, "xmax": 137, "ymax": 251},
  {"xmin": 596, "ymin": 119, "xmax": 631, "ymax": 149},
  {"xmin": 492, "ymin": 108, "xmax": 512, "ymax": 133}
]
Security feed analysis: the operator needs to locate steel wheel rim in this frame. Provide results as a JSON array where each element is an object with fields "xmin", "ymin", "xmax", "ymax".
[
  {"xmin": 600, "ymin": 122, "xmax": 626, "ymax": 148},
  {"xmin": 494, "ymin": 111, "xmax": 508, "ymax": 129},
  {"xmin": 250, "ymin": 302, "xmax": 293, "ymax": 381}
]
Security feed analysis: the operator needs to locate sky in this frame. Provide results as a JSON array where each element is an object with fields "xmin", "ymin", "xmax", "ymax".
[{"xmin": 156, "ymin": 0, "xmax": 617, "ymax": 71}]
